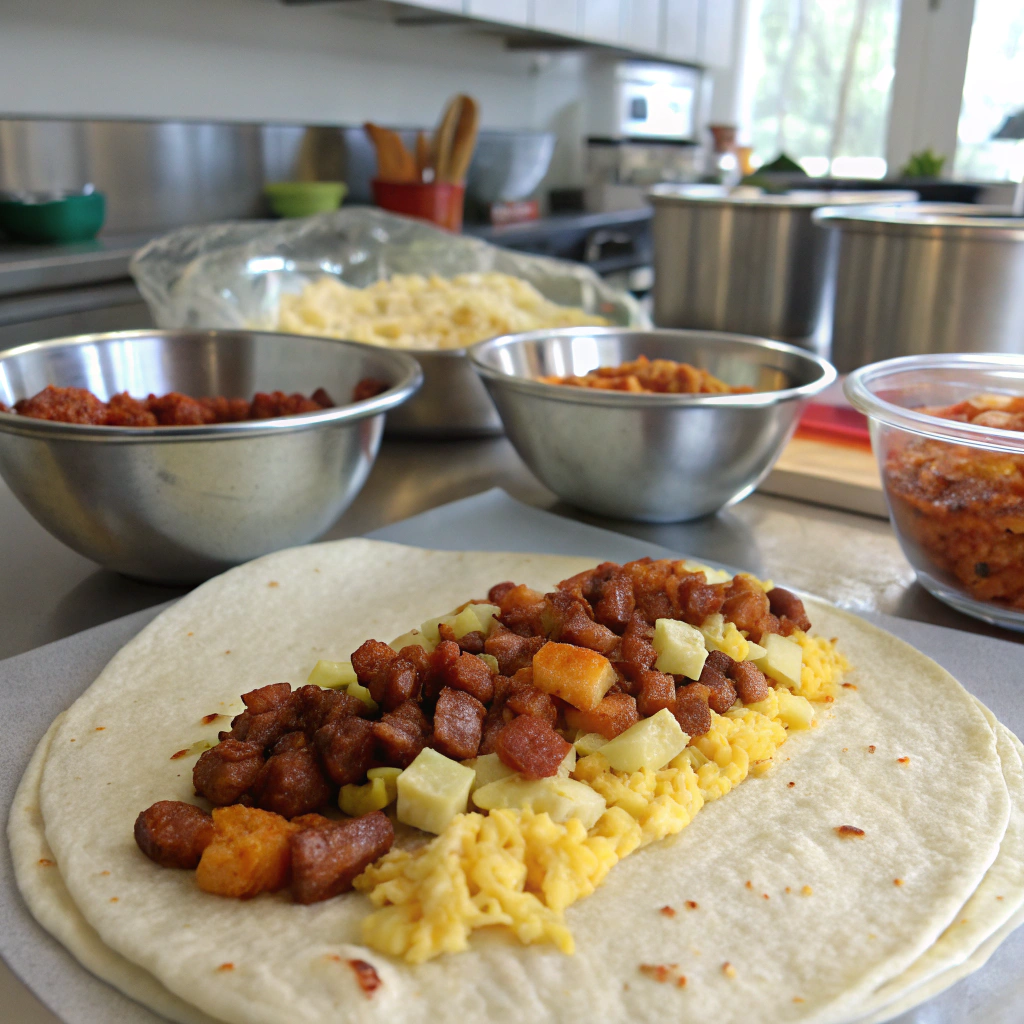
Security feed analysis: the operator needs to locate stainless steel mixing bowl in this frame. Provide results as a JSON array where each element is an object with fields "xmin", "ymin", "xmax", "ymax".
[
  {"xmin": 470, "ymin": 328, "xmax": 836, "ymax": 522},
  {"xmin": 0, "ymin": 329, "xmax": 422, "ymax": 583}
]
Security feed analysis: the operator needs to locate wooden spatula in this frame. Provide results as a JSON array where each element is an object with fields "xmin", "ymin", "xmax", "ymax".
[
  {"xmin": 364, "ymin": 123, "xmax": 418, "ymax": 183},
  {"xmin": 446, "ymin": 95, "xmax": 480, "ymax": 184},
  {"xmin": 433, "ymin": 96, "xmax": 463, "ymax": 183}
]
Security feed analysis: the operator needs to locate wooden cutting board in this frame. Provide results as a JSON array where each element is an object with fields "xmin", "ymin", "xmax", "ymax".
[{"xmin": 758, "ymin": 436, "xmax": 888, "ymax": 518}]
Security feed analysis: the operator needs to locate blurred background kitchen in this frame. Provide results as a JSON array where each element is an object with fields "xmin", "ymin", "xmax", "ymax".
[{"xmin": 2, "ymin": 0, "xmax": 1021, "ymax": 354}]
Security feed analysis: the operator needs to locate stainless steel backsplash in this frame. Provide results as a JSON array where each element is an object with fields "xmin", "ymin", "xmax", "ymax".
[{"xmin": 0, "ymin": 118, "xmax": 371, "ymax": 234}]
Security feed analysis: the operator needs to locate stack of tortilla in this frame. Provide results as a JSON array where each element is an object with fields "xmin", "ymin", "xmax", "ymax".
[{"xmin": 8, "ymin": 540, "xmax": 1024, "ymax": 1024}]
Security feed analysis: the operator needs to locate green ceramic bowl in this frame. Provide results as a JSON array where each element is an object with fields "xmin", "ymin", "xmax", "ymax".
[
  {"xmin": 0, "ymin": 191, "xmax": 106, "ymax": 243},
  {"xmin": 264, "ymin": 181, "xmax": 348, "ymax": 218}
]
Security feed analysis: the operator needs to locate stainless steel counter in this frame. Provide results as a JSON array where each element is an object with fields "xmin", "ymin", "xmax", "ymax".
[{"xmin": 1, "ymin": 432, "xmax": 1021, "ymax": 1022}]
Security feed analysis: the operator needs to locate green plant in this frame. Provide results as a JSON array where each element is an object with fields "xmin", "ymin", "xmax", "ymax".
[{"xmin": 899, "ymin": 148, "xmax": 946, "ymax": 178}]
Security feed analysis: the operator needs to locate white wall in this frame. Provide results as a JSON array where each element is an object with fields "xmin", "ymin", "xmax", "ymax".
[{"xmin": 0, "ymin": 0, "xmax": 572, "ymax": 130}]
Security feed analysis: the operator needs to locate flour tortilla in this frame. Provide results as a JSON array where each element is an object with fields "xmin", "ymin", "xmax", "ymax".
[
  {"xmin": 12, "ymin": 716, "xmax": 1023, "ymax": 1024},
  {"xmin": 20, "ymin": 541, "xmax": 1019, "ymax": 1023}
]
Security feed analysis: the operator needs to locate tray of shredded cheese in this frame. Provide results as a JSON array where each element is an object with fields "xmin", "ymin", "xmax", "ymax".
[{"xmin": 131, "ymin": 210, "xmax": 647, "ymax": 437}]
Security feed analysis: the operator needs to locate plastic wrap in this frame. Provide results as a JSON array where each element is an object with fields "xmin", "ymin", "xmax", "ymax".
[{"xmin": 130, "ymin": 208, "xmax": 648, "ymax": 343}]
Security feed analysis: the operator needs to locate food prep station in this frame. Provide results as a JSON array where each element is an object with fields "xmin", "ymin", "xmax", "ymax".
[{"xmin": 4, "ymin": 14, "xmax": 1024, "ymax": 1023}]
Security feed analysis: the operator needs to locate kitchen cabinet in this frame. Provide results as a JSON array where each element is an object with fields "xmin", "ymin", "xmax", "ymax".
[
  {"xmin": 663, "ymin": 0, "xmax": 699, "ymax": 62},
  {"xmin": 530, "ymin": 0, "xmax": 579, "ymax": 36},
  {"xmin": 468, "ymin": 0, "xmax": 528, "ymax": 25},
  {"xmin": 700, "ymin": 0, "xmax": 735, "ymax": 69},
  {"xmin": 580, "ymin": 0, "xmax": 622, "ymax": 44},
  {"xmin": 621, "ymin": 0, "xmax": 660, "ymax": 53}
]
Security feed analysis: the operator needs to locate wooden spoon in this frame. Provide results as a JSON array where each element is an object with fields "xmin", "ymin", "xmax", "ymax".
[{"xmin": 446, "ymin": 94, "xmax": 480, "ymax": 184}]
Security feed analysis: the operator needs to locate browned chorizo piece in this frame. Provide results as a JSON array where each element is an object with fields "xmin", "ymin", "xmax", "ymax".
[
  {"xmin": 372, "ymin": 700, "xmax": 430, "ymax": 768},
  {"xmin": 505, "ymin": 677, "xmax": 559, "ymax": 727},
  {"xmin": 721, "ymin": 575, "xmax": 784, "ymax": 642},
  {"xmin": 557, "ymin": 564, "xmax": 608, "ymax": 606},
  {"xmin": 635, "ymin": 669, "xmax": 677, "ymax": 718},
  {"xmin": 550, "ymin": 591, "xmax": 619, "ymax": 654},
  {"xmin": 271, "ymin": 731, "xmax": 309, "ymax": 754},
  {"xmin": 193, "ymin": 740, "xmax": 264, "ymax": 805},
  {"xmin": 494, "ymin": 714, "xmax": 571, "ymax": 778},
  {"xmin": 767, "ymin": 587, "xmax": 812, "ymax": 633},
  {"xmin": 484, "ymin": 624, "xmax": 546, "ymax": 676},
  {"xmin": 440, "ymin": 648, "xmax": 495, "ymax": 704},
  {"xmin": 697, "ymin": 657, "xmax": 737, "ymax": 714},
  {"xmin": 196, "ymin": 806, "xmax": 300, "ymax": 899},
  {"xmin": 104, "ymin": 392, "xmax": 159, "ymax": 427},
  {"xmin": 253, "ymin": 748, "xmax": 332, "ymax": 819},
  {"xmin": 437, "ymin": 621, "xmax": 487, "ymax": 654},
  {"xmin": 351, "ymin": 639, "xmax": 399, "ymax": 704},
  {"xmin": 668, "ymin": 571, "xmax": 726, "ymax": 625},
  {"xmin": 431, "ymin": 687, "xmax": 486, "ymax": 760},
  {"xmin": 231, "ymin": 688, "xmax": 304, "ymax": 750},
  {"xmin": 291, "ymin": 812, "xmax": 334, "ymax": 831},
  {"xmin": 673, "ymin": 684, "xmax": 712, "ymax": 739},
  {"xmin": 594, "ymin": 572, "xmax": 635, "ymax": 633},
  {"xmin": 198, "ymin": 395, "xmax": 252, "ymax": 423},
  {"xmin": 295, "ymin": 685, "xmax": 366, "ymax": 735},
  {"xmin": 383, "ymin": 659, "xmax": 421, "ymax": 712},
  {"xmin": 396, "ymin": 644, "xmax": 432, "ymax": 681},
  {"xmin": 619, "ymin": 612, "xmax": 658, "ymax": 673},
  {"xmin": 488, "ymin": 581, "xmax": 518, "ymax": 605},
  {"xmin": 15, "ymin": 385, "xmax": 108, "ymax": 424},
  {"xmin": 729, "ymin": 660, "xmax": 770, "ymax": 704},
  {"xmin": 147, "ymin": 391, "xmax": 214, "ymax": 425},
  {"xmin": 249, "ymin": 391, "xmax": 323, "ymax": 418},
  {"xmin": 624, "ymin": 558, "xmax": 674, "ymax": 624},
  {"xmin": 291, "ymin": 811, "xmax": 394, "ymax": 905},
  {"xmin": 241, "ymin": 682, "xmax": 294, "ymax": 714},
  {"xmin": 315, "ymin": 716, "xmax": 376, "ymax": 786},
  {"xmin": 564, "ymin": 692, "xmax": 639, "ymax": 739},
  {"xmin": 496, "ymin": 584, "xmax": 548, "ymax": 637},
  {"xmin": 704, "ymin": 650, "xmax": 733, "ymax": 675},
  {"xmin": 479, "ymin": 706, "xmax": 510, "ymax": 755},
  {"xmin": 134, "ymin": 801, "xmax": 214, "ymax": 869},
  {"xmin": 350, "ymin": 378, "xmax": 385, "ymax": 403}
]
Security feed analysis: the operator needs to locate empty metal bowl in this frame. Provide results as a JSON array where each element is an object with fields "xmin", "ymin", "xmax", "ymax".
[
  {"xmin": 0, "ymin": 329, "xmax": 422, "ymax": 583},
  {"xmin": 470, "ymin": 327, "xmax": 836, "ymax": 522}
]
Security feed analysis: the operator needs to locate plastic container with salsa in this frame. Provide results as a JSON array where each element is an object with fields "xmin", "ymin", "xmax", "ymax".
[{"xmin": 846, "ymin": 353, "xmax": 1024, "ymax": 631}]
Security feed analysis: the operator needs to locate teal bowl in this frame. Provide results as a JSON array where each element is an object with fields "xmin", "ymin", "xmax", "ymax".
[{"xmin": 0, "ymin": 191, "xmax": 106, "ymax": 244}]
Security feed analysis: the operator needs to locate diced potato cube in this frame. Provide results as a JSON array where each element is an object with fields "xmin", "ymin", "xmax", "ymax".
[
  {"xmin": 367, "ymin": 766, "xmax": 402, "ymax": 803},
  {"xmin": 462, "ymin": 751, "xmax": 516, "ymax": 792},
  {"xmin": 532, "ymin": 642, "xmax": 617, "ymax": 711},
  {"xmin": 754, "ymin": 633, "xmax": 803, "ymax": 690},
  {"xmin": 776, "ymin": 688, "xmax": 814, "ymax": 730},
  {"xmin": 389, "ymin": 629, "xmax": 436, "ymax": 654},
  {"xmin": 339, "ymin": 776, "xmax": 391, "ymax": 816},
  {"xmin": 653, "ymin": 619, "xmax": 708, "ymax": 680},
  {"xmin": 346, "ymin": 681, "xmax": 379, "ymax": 713},
  {"xmin": 420, "ymin": 614, "xmax": 456, "ymax": 645},
  {"xmin": 467, "ymin": 603, "xmax": 501, "ymax": 635},
  {"xmin": 451, "ymin": 605, "xmax": 483, "ymax": 639},
  {"xmin": 307, "ymin": 659, "xmax": 357, "ymax": 689},
  {"xmin": 598, "ymin": 708, "xmax": 688, "ymax": 773},
  {"xmin": 477, "ymin": 653, "xmax": 500, "ymax": 674},
  {"xmin": 746, "ymin": 641, "xmax": 768, "ymax": 661},
  {"xmin": 574, "ymin": 731, "xmax": 608, "ymax": 757},
  {"xmin": 397, "ymin": 748, "xmax": 475, "ymax": 835},
  {"xmin": 558, "ymin": 746, "xmax": 577, "ymax": 777},
  {"xmin": 471, "ymin": 775, "xmax": 607, "ymax": 830}
]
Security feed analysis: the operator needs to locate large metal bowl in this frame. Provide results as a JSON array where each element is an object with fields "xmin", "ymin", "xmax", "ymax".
[
  {"xmin": 470, "ymin": 327, "xmax": 836, "ymax": 522},
  {"xmin": 0, "ymin": 329, "xmax": 422, "ymax": 583}
]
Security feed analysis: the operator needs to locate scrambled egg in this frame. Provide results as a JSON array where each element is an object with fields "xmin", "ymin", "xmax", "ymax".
[
  {"xmin": 354, "ymin": 633, "xmax": 845, "ymax": 963},
  {"xmin": 277, "ymin": 272, "xmax": 609, "ymax": 351}
]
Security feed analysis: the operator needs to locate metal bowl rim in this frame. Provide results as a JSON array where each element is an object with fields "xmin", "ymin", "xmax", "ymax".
[
  {"xmin": 845, "ymin": 353, "xmax": 1024, "ymax": 452},
  {"xmin": 814, "ymin": 202, "xmax": 1024, "ymax": 236},
  {"xmin": 648, "ymin": 185, "xmax": 918, "ymax": 210},
  {"xmin": 469, "ymin": 327, "xmax": 837, "ymax": 408},
  {"xmin": 0, "ymin": 328, "xmax": 423, "ymax": 442}
]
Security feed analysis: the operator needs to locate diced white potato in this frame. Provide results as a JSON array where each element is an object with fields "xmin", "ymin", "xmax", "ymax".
[
  {"xmin": 390, "ymin": 629, "xmax": 436, "ymax": 654},
  {"xmin": 462, "ymin": 752, "xmax": 516, "ymax": 792},
  {"xmin": 557, "ymin": 746, "xmax": 577, "ymax": 777},
  {"xmin": 776, "ymin": 688, "xmax": 814, "ymax": 730},
  {"xmin": 468, "ymin": 603, "xmax": 501, "ymax": 635},
  {"xmin": 574, "ymin": 731, "xmax": 608, "ymax": 757},
  {"xmin": 653, "ymin": 619, "xmax": 709, "ymax": 680},
  {"xmin": 452, "ymin": 605, "xmax": 483, "ymax": 639},
  {"xmin": 346, "ymin": 681, "xmax": 378, "ymax": 713},
  {"xmin": 397, "ymin": 748, "xmax": 476, "ymax": 835},
  {"xmin": 339, "ymin": 776, "xmax": 391, "ymax": 816},
  {"xmin": 367, "ymin": 766, "xmax": 402, "ymax": 803},
  {"xmin": 307, "ymin": 659, "xmax": 357, "ymax": 689},
  {"xmin": 682, "ymin": 560, "xmax": 733, "ymax": 584},
  {"xmin": 471, "ymin": 775, "xmax": 607, "ymax": 830},
  {"xmin": 598, "ymin": 708, "xmax": 688, "ymax": 773},
  {"xmin": 420, "ymin": 614, "xmax": 456, "ymax": 645},
  {"xmin": 476, "ymin": 653, "xmax": 500, "ymax": 674},
  {"xmin": 755, "ymin": 633, "xmax": 803, "ymax": 690},
  {"xmin": 699, "ymin": 614, "xmax": 751, "ymax": 662},
  {"xmin": 746, "ymin": 641, "xmax": 768, "ymax": 661}
]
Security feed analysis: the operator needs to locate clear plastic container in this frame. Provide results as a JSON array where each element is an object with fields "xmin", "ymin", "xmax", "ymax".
[{"xmin": 846, "ymin": 353, "xmax": 1024, "ymax": 631}]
